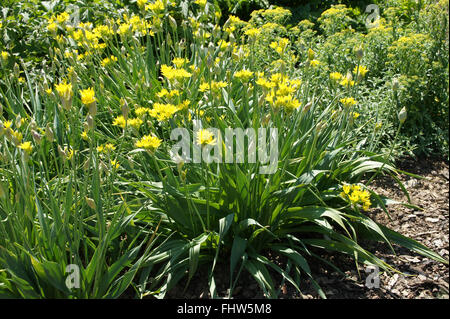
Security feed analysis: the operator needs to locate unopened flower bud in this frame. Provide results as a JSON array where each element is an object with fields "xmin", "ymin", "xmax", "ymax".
[
  {"xmin": 398, "ymin": 107, "xmax": 407, "ymax": 124},
  {"xmin": 14, "ymin": 63, "xmax": 20, "ymax": 78},
  {"xmin": 303, "ymin": 101, "xmax": 313, "ymax": 113},
  {"xmin": 121, "ymin": 99, "xmax": 129, "ymax": 120},
  {"xmin": 85, "ymin": 197, "xmax": 96, "ymax": 210},
  {"xmin": 45, "ymin": 124, "xmax": 54, "ymax": 142},
  {"xmin": 87, "ymin": 115, "xmax": 94, "ymax": 129},
  {"xmin": 169, "ymin": 15, "xmax": 177, "ymax": 31},
  {"xmin": 392, "ymin": 78, "xmax": 400, "ymax": 91},
  {"xmin": 355, "ymin": 46, "xmax": 364, "ymax": 60},
  {"xmin": 307, "ymin": 48, "xmax": 315, "ymax": 60},
  {"xmin": 31, "ymin": 130, "xmax": 41, "ymax": 144}
]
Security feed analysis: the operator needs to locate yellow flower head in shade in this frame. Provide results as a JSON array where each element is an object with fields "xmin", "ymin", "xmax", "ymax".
[
  {"xmin": 110, "ymin": 159, "xmax": 120, "ymax": 169},
  {"xmin": 329, "ymin": 72, "xmax": 343, "ymax": 82},
  {"xmin": 307, "ymin": 48, "xmax": 315, "ymax": 60},
  {"xmin": 196, "ymin": 129, "xmax": 216, "ymax": 146},
  {"xmin": 55, "ymin": 81, "xmax": 73, "ymax": 101},
  {"xmin": 18, "ymin": 141, "xmax": 33, "ymax": 154},
  {"xmin": 340, "ymin": 97, "xmax": 357, "ymax": 108},
  {"xmin": 194, "ymin": 0, "xmax": 207, "ymax": 7},
  {"xmin": 97, "ymin": 143, "xmax": 116, "ymax": 154},
  {"xmin": 353, "ymin": 65, "xmax": 368, "ymax": 77},
  {"xmin": 135, "ymin": 135, "xmax": 162, "ymax": 152},
  {"xmin": 80, "ymin": 87, "xmax": 96, "ymax": 105},
  {"xmin": 113, "ymin": 115, "xmax": 127, "ymax": 128},
  {"xmin": 137, "ymin": 0, "xmax": 147, "ymax": 9},
  {"xmin": 1, "ymin": 51, "xmax": 9, "ymax": 61},
  {"xmin": 308, "ymin": 59, "xmax": 320, "ymax": 67},
  {"xmin": 199, "ymin": 81, "xmax": 228, "ymax": 93},
  {"xmin": 81, "ymin": 130, "xmax": 89, "ymax": 141},
  {"xmin": 234, "ymin": 69, "xmax": 254, "ymax": 82}
]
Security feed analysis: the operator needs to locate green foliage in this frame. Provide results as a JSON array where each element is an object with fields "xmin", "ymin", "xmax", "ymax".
[{"xmin": 0, "ymin": 0, "xmax": 448, "ymax": 299}]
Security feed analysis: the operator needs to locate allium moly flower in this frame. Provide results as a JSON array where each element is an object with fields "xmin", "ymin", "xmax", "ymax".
[
  {"xmin": 196, "ymin": 129, "xmax": 216, "ymax": 146},
  {"xmin": 113, "ymin": 115, "xmax": 127, "ymax": 128},
  {"xmin": 80, "ymin": 87, "xmax": 96, "ymax": 106},
  {"xmin": 18, "ymin": 141, "xmax": 33, "ymax": 154},
  {"xmin": 353, "ymin": 65, "xmax": 368, "ymax": 77},
  {"xmin": 340, "ymin": 97, "xmax": 357, "ymax": 108},
  {"xmin": 135, "ymin": 135, "xmax": 162, "ymax": 152},
  {"xmin": 55, "ymin": 81, "xmax": 73, "ymax": 101},
  {"xmin": 234, "ymin": 69, "xmax": 254, "ymax": 82},
  {"xmin": 329, "ymin": 72, "xmax": 343, "ymax": 82},
  {"xmin": 161, "ymin": 64, "xmax": 192, "ymax": 81},
  {"xmin": 1, "ymin": 51, "xmax": 9, "ymax": 61}
]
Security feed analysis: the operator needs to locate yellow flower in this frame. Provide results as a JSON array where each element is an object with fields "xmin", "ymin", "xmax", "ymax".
[
  {"xmin": 47, "ymin": 22, "xmax": 58, "ymax": 33},
  {"xmin": 55, "ymin": 81, "xmax": 73, "ymax": 101},
  {"xmin": 309, "ymin": 59, "xmax": 320, "ymax": 67},
  {"xmin": 352, "ymin": 112, "xmax": 360, "ymax": 120},
  {"xmin": 135, "ymin": 107, "xmax": 150, "ymax": 116},
  {"xmin": 194, "ymin": 0, "xmax": 207, "ymax": 7},
  {"xmin": 135, "ymin": 135, "xmax": 162, "ymax": 152},
  {"xmin": 56, "ymin": 12, "xmax": 70, "ymax": 24},
  {"xmin": 113, "ymin": 115, "xmax": 127, "ymax": 128},
  {"xmin": 234, "ymin": 69, "xmax": 254, "ymax": 82},
  {"xmin": 145, "ymin": 0, "xmax": 165, "ymax": 12},
  {"xmin": 80, "ymin": 87, "xmax": 96, "ymax": 105},
  {"xmin": 127, "ymin": 118, "xmax": 143, "ymax": 129},
  {"xmin": 1, "ymin": 51, "xmax": 9, "ymax": 61},
  {"xmin": 244, "ymin": 28, "xmax": 261, "ymax": 37},
  {"xmin": 172, "ymin": 57, "xmax": 188, "ymax": 68},
  {"xmin": 111, "ymin": 159, "xmax": 120, "ymax": 169},
  {"xmin": 81, "ymin": 130, "xmax": 89, "ymax": 140},
  {"xmin": 18, "ymin": 141, "xmax": 33, "ymax": 154},
  {"xmin": 329, "ymin": 72, "xmax": 343, "ymax": 82},
  {"xmin": 353, "ymin": 65, "xmax": 368, "ymax": 77},
  {"xmin": 161, "ymin": 64, "xmax": 192, "ymax": 81},
  {"xmin": 307, "ymin": 48, "xmax": 315, "ymax": 60},
  {"xmin": 199, "ymin": 81, "xmax": 228, "ymax": 93},
  {"xmin": 149, "ymin": 103, "xmax": 178, "ymax": 121},
  {"xmin": 97, "ymin": 143, "xmax": 116, "ymax": 154},
  {"xmin": 196, "ymin": 129, "xmax": 216, "ymax": 146},
  {"xmin": 137, "ymin": 0, "xmax": 147, "ymax": 9},
  {"xmin": 340, "ymin": 97, "xmax": 357, "ymax": 108}
]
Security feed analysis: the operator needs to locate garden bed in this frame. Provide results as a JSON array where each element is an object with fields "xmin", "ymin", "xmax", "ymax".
[{"xmin": 166, "ymin": 157, "xmax": 449, "ymax": 299}]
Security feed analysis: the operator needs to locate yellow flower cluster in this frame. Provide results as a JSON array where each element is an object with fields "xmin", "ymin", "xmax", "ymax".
[
  {"xmin": 234, "ymin": 69, "xmax": 254, "ymax": 82},
  {"xmin": 80, "ymin": 88, "xmax": 96, "ymax": 106},
  {"xmin": 112, "ymin": 115, "xmax": 144, "ymax": 129},
  {"xmin": 353, "ymin": 65, "xmax": 368, "ymax": 78},
  {"xmin": 161, "ymin": 64, "xmax": 192, "ymax": 82},
  {"xmin": 270, "ymin": 38, "xmax": 290, "ymax": 55},
  {"xmin": 340, "ymin": 97, "xmax": 357, "ymax": 108},
  {"xmin": 259, "ymin": 73, "xmax": 302, "ymax": 113},
  {"xmin": 135, "ymin": 135, "xmax": 162, "ymax": 152},
  {"xmin": 199, "ymin": 81, "xmax": 228, "ymax": 93},
  {"xmin": 340, "ymin": 184, "xmax": 371, "ymax": 211},
  {"xmin": 97, "ymin": 143, "xmax": 116, "ymax": 154},
  {"xmin": 101, "ymin": 55, "xmax": 118, "ymax": 67},
  {"xmin": 196, "ymin": 129, "xmax": 216, "ymax": 146},
  {"xmin": 149, "ymin": 103, "xmax": 179, "ymax": 121}
]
